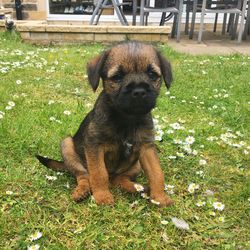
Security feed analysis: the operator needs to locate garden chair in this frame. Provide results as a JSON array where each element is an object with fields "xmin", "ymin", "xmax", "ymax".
[
  {"xmin": 139, "ymin": 0, "xmax": 184, "ymax": 42},
  {"xmin": 198, "ymin": 0, "xmax": 248, "ymax": 42},
  {"xmin": 89, "ymin": 0, "xmax": 137, "ymax": 25}
]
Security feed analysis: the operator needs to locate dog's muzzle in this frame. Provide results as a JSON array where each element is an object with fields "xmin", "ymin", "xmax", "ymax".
[{"xmin": 117, "ymin": 81, "xmax": 157, "ymax": 115}]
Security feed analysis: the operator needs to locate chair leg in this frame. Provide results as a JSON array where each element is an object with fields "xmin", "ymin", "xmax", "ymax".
[
  {"xmin": 189, "ymin": 0, "xmax": 197, "ymax": 39},
  {"xmin": 176, "ymin": 0, "xmax": 184, "ymax": 42},
  {"xmin": 232, "ymin": 13, "xmax": 239, "ymax": 40},
  {"xmin": 237, "ymin": 0, "xmax": 248, "ymax": 42},
  {"xmin": 198, "ymin": 0, "xmax": 207, "ymax": 43},
  {"xmin": 132, "ymin": 0, "xmax": 137, "ymax": 26},
  {"xmin": 89, "ymin": 0, "xmax": 104, "ymax": 25},
  {"xmin": 213, "ymin": 13, "xmax": 218, "ymax": 32},
  {"xmin": 222, "ymin": 13, "xmax": 227, "ymax": 35},
  {"xmin": 112, "ymin": 0, "xmax": 128, "ymax": 25},
  {"xmin": 140, "ymin": 0, "xmax": 145, "ymax": 25},
  {"xmin": 171, "ymin": 14, "xmax": 177, "ymax": 38},
  {"xmin": 185, "ymin": 1, "xmax": 190, "ymax": 35}
]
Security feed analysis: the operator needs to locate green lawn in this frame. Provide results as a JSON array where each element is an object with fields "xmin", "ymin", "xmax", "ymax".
[{"xmin": 0, "ymin": 32, "xmax": 249, "ymax": 250}]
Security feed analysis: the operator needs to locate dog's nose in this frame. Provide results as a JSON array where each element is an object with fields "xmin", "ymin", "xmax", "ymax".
[{"xmin": 131, "ymin": 87, "xmax": 147, "ymax": 98}]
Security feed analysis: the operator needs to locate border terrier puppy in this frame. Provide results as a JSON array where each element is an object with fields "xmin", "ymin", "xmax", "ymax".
[{"xmin": 36, "ymin": 42, "xmax": 173, "ymax": 207}]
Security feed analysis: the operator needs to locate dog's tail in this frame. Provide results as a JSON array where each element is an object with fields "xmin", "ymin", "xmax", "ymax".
[{"xmin": 36, "ymin": 155, "xmax": 67, "ymax": 172}]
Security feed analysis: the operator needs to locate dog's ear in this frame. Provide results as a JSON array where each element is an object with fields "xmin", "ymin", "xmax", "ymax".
[
  {"xmin": 157, "ymin": 52, "xmax": 173, "ymax": 89},
  {"xmin": 87, "ymin": 51, "xmax": 109, "ymax": 92}
]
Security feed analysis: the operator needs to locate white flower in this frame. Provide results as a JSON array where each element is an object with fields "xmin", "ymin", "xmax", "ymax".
[
  {"xmin": 6, "ymin": 190, "xmax": 13, "ymax": 195},
  {"xmin": 166, "ymin": 129, "xmax": 174, "ymax": 134},
  {"xmin": 173, "ymin": 139, "xmax": 183, "ymax": 145},
  {"xmin": 209, "ymin": 211, "xmax": 216, "ymax": 216},
  {"xmin": 185, "ymin": 136, "xmax": 195, "ymax": 145},
  {"xmin": 176, "ymin": 152, "xmax": 185, "ymax": 158},
  {"xmin": 168, "ymin": 155, "xmax": 177, "ymax": 160},
  {"xmin": 160, "ymin": 220, "xmax": 169, "ymax": 225},
  {"xmin": 170, "ymin": 123, "xmax": 181, "ymax": 130},
  {"xmin": 188, "ymin": 129, "xmax": 195, "ymax": 134},
  {"xmin": 134, "ymin": 183, "xmax": 144, "ymax": 192},
  {"xmin": 196, "ymin": 170, "xmax": 205, "ymax": 177},
  {"xmin": 27, "ymin": 244, "xmax": 40, "ymax": 250},
  {"xmin": 8, "ymin": 101, "xmax": 15, "ymax": 107},
  {"xmin": 49, "ymin": 116, "xmax": 56, "ymax": 121},
  {"xmin": 204, "ymin": 189, "xmax": 214, "ymax": 196},
  {"xmin": 63, "ymin": 110, "xmax": 71, "ymax": 116},
  {"xmin": 29, "ymin": 231, "xmax": 42, "ymax": 241},
  {"xmin": 199, "ymin": 159, "xmax": 207, "ymax": 166},
  {"xmin": 218, "ymin": 216, "xmax": 225, "ymax": 223},
  {"xmin": 48, "ymin": 100, "xmax": 55, "ymax": 105},
  {"xmin": 213, "ymin": 202, "xmax": 225, "ymax": 211},
  {"xmin": 243, "ymin": 150, "xmax": 249, "ymax": 155},
  {"xmin": 171, "ymin": 217, "xmax": 189, "ymax": 230},
  {"xmin": 192, "ymin": 150, "xmax": 198, "ymax": 156},
  {"xmin": 0, "ymin": 113, "xmax": 4, "ymax": 119},
  {"xmin": 182, "ymin": 145, "xmax": 192, "ymax": 154},
  {"xmin": 45, "ymin": 175, "xmax": 57, "ymax": 181},
  {"xmin": 208, "ymin": 122, "xmax": 215, "ymax": 126},
  {"xmin": 165, "ymin": 184, "xmax": 174, "ymax": 194},
  {"xmin": 165, "ymin": 91, "xmax": 170, "ymax": 95},
  {"xmin": 16, "ymin": 80, "xmax": 22, "ymax": 85},
  {"xmin": 188, "ymin": 183, "xmax": 200, "ymax": 193},
  {"xmin": 141, "ymin": 192, "xmax": 150, "ymax": 199},
  {"xmin": 196, "ymin": 200, "xmax": 206, "ymax": 207}
]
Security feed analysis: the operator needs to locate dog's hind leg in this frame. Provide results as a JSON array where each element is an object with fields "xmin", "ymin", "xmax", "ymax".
[
  {"xmin": 61, "ymin": 137, "xmax": 90, "ymax": 202},
  {"xmin": 111, "ymin": 161, "xmax": 144, "ymax": 193}
]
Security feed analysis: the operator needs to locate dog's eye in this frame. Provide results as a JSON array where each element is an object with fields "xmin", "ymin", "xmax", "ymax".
[
  {"xmin": 147, "ymin": 70, "xmax": 159, "ymax": 81},
  {"xmin": 147, "ymin": 65, "xmax": 160, "ymax": 81},
  {"xmin": 110, "ymin": 72, "xmax": 124, "ymax": 82}
]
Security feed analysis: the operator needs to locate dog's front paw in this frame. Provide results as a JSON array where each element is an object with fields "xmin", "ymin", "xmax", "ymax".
[
  {"xmin": 72, "ymin": 185, "xmax": 90, "ymax": 202},
  {"xmin": 93, "ymin": 191, "xmax": 114, "ymax": 205},
  {"xmin": 150, "ymin": 194, "xmax": 174, "ymax": 208}
]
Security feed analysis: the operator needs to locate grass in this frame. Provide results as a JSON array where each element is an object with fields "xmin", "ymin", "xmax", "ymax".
[{"xmin": 0, "ymin": 31, "xmax": 249, "ymax": 250}]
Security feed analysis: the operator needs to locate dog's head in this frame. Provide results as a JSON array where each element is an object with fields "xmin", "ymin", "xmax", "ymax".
[{"xmin": 87, "ymin": 42, "xmax": 172, "ymax": 115}]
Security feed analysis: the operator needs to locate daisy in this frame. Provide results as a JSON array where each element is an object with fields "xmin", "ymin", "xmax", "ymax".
[
  {"xmin": 141, "ymin": 192, "xmax": 150, "ymax": 199},
  {"xmin": 170, "ymin": 123, "xmax": 181, "ymax": 130},
  {"xmin": 45, "ymin": 175, "xmax": 57, "ymax": 181},
  {"xmin": 185, "ymin": 136, "xmax": 195, "ymax": 145},
  {"xmin": 209, "ymin": 211, "xmax": 216, "ymax": 216},
  {"xmin": 168, "ymin": 156, "xmax": 177, "ymax": 160},
  {"xmin": 173, "ymin": 139, "xmax": 183, "ymax": 145},
  {"xmin": 48, "ymin": 100, "xmax": 55, "ymax": 105},
  {"xmin": 218, "ymin": 216, "xmax": 225, "ymax": 223},
  {"xmin": 188, "ymin": 183, "xmax": 200, "ymax": 193},
  {"xmin": 176, "ymin": 152, "xmax": 185, "ymax": 158},
  {"xmin": 8, "ymin": 101, "xmax": 15, "ymax": 107},
  {"xmin": 134, "ymin": 183, "xmax": 144, "ymax": 192},
  {"xmin": 27, "ymin": 244, "xmax": 40, "ymax": 250},
  {"xmin": 16, "ymin": 79, "xmax": 22, "ymax": 85},
  {"xmin": 6, "ymin": 190, "xmax": 13, "ymax": 195},
  {"xmin": 196, "ymin": 200, "xmax": 206, "ymax": 207},
  {"xmin": 213, "ymin": 202, "xmax": 225, "ymax": 211},
  {"xmin": 182, "ymin": 145, "xmax": 192, "ymax": 154},
  {"xmin": 29, "ymin": 231, "xmax": 42, "ymax": 241},
  {"xmin": 199, "ymin": 159, "xmax": 207, "ymax": 166},
  {"xmin": 160, "ymin": 220, "xmax": 169, "ymax": 225},
  {"xmin": 165, "ymin": 184, "xmax": 174, "ymax": 194},
  {"xmin": 166, "ymin": 129, "xmax": 174, "ymax": 134},
  {"xmin": 63, "ymin": 110, "xmax": 71, "ymax": 116}
]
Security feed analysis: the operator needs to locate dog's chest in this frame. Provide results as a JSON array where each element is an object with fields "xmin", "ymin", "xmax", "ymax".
[{"xmin": 104, "ymin": 140, "xmax": 140, "ymax": 175}]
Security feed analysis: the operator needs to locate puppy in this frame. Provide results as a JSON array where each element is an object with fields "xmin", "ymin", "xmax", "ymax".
[{"xmin": 36, "ymin": 42, "xmax": 173, "ymax": 207}]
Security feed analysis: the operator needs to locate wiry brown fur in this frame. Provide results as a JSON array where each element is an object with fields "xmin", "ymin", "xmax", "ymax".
[{"xmin": 36, "ymin": 42, "xmax": 173, "ymax": 207}]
